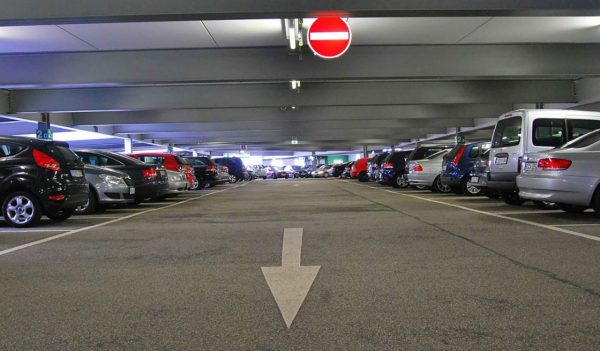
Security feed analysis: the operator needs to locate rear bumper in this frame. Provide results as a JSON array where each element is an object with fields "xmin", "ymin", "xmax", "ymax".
[
  {"xmin": 42, "ymin": 182, "xmax": 89, "ymax": 211},
  {"xmin": 517, "ymin": 175, "xmax": 596, "ymax": 207},
  {"xmin": 440, "ymin": 175, "xmax": 461, "ymax": 187},
  {"xmin": 487, "ymin": 172, "xmax": 518, "ymax": 191},
  {"xmin": 407, "ymin": 173, "xmax": 437, "ymax": 187}
]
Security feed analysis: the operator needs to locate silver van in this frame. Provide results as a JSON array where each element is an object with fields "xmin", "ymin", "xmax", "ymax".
[{"xmin": 488, "ymin": 109, "xmax": 600, "ymax": 205}]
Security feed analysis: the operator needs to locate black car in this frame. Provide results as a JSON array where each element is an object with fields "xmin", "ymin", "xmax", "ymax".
[
  {"xmin": 331, "ymin": 162, "xmax": 350, "ymax": 177},
  {"xmin": 298, "ymin": 166, "xmax": 311, "ymax": 178},
  {"xmin": 0, "ymin": 136, "xmax": 88, "ymax": 227},
  {"xmin": 183, "ymin": 156, "xmax": 226, "ymax": 189},
  {"xmin": 368, "ymin": 153, "xmax": 389, "ymax": 181},
  {"xmin": 378, "ymin": 151, "xmax": 411, "ymax": 187},
  {"xmin": 213, "ymin": 157, "xmax": 248, "ymax": 182},
  {"xmin": 75, "ymin": 150, "xmax": 168, "ymax": 204}
]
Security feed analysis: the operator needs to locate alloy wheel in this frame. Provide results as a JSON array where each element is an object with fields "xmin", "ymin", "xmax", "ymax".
[{"xmin": 5, "ymin": 195, "xmax": 35, "ymax": 225}]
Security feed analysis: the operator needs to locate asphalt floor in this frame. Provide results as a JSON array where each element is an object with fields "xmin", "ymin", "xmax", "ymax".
[{"xmin": 1, "ymin": 178, "xmax": 599, "ymax": 350}]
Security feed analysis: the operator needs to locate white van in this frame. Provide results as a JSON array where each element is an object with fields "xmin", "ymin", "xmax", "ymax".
[{"xmin": 488, "ymin": 109, "xmax": 600, "ymax": 205}]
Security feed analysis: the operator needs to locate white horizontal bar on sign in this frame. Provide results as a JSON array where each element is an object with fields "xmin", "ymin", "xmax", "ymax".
[{"xmin": 309, "ymin": 32, "xmax": 349, "ymax": 41}]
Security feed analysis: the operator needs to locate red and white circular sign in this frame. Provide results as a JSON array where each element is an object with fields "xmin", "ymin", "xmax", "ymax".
[{"xmin": 307, "ymin": 17, "xmax": 352, "ymax": 59}]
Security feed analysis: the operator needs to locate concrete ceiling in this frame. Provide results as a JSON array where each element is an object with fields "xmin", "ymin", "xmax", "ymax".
[{"xmin": 0, "ymin": 1, "xmax": 599, "ymax": 153}]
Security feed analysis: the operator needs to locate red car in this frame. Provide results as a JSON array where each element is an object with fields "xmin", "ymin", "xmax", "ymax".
[
  {"xmin": 129, "ymin": 153, "xmax": 195, "ymax": 188},
  {"xmin": 350, "ymin": 157, "xmax": 370, "ymax": 181}
]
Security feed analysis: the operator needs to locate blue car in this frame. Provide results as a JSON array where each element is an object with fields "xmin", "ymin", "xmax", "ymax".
[{"xmin": 441, "ymin": 142, "xmax": 490, "ymax": 196}]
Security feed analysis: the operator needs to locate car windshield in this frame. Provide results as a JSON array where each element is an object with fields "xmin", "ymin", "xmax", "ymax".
[{"xmin": 560, "ymin": 129, "xmax": 600, "ymax": 149}]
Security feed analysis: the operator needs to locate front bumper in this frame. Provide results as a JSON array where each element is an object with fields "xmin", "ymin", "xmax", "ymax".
[
  {"xmin": 517, "ymin": 174, "xmax": 596, "ymax": 207},
  {"xmin": 166, "ymin": 179, "xmax": 188, "ymax": 196},
  {"xmin": 96, "ymin": 182, "xmax": 135, "ymax": 205}
]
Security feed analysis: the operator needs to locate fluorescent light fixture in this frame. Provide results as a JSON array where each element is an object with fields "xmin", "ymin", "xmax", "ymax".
[
  {"xmin": 288, "ymin": 27, "xmax": 296, "ymax": 50},
  {"xmin": 290, "ymin": 80, "xmax": 301, "ymax": 90}
]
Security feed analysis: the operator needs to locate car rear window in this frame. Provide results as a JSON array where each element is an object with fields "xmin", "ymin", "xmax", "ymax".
[
  {"xmin": 175, "ymin": 156, "xmax": 188, "ymax": 165},
  {"xmin": 492, "ymin": 116, "xmax": 522, "ymax": 148},
  {"xmin": 46, "ymin": 144, "xmax": 80, "ymax": 164},
  {"xmin": 0, "ymin": 142, "xmax": 26, "ymax": 157},
  {"xmin": 426, "ymin": 150, "xmax": 448, "ymax": 160},
  {"xmin": 562, "ymin": 129, "xmax": 600, "ymax": 149},
  {"xmin": 533, "ymin": 118, "xmax": 566, "ymax": 147},
  {"xmin": 408, "ymin": 147, "xmax": 445, "ymax": 161},
  {"xmin": 77, "ymin": 152, "xmax": 123, "ymax": 166},
  {"xmin": 139, "ymin": 155, "xmax": 165, "ymax": 166},
  {"xmin": 184, "ymin": 157, "xmax": 206, "ymax": 166}
]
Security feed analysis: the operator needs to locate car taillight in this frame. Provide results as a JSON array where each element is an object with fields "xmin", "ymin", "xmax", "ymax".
[
  {"xmin": 383, "ymin": 162, "xmax": 393, "ymax": 169},
  {"xmin": 453, "ymin": 145, "xmax": 466, "ymax": 165},
  {"xmin": 207, "ymin": 165, "xmax": 216, "ymax": 171},
  {"xmin": 537, "ymin": 158, "xmax": 572, "ymax": 170},
  {"xmin": 48, "ymin": 194, "xmax": 65, "ymax": 201},
  {"xmin": 143, "ymin": 168, "xmax": 157, "ymax": 178},
  {"xmin": 32, "ymin": 149, "xmax": 61, "ymax": 171},
  {"xmin": 414, "ymin": 164, "xmax": 423, "ymax": 172}
]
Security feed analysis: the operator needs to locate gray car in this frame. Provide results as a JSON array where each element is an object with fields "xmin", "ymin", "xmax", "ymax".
[
  {"xmin": 517, "ymin": 129, "xmax": 600, "ymax": 213},
  {"xmin": 75, "ymin": 164, "xmax": 135, "ymax": 214},
  {"xmin": 407, "ymin": 150, "xmax": 450, "ymax": 192},
  {"xmin": 164, "ymin": 169, "xmax": 189, "ymax": 198}
]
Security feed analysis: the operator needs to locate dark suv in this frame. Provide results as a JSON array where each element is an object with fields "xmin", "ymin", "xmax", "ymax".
[
  {"xmin": 0, "ymin": 136, "xmax": 88, "ymax": 227},
  {"xmin": 75, "ymin": 150, "xmax": 168, "ymax": 204},
  {"xmin": 213, "ymin": 157, "xmax": 248, "ymax": 182}
]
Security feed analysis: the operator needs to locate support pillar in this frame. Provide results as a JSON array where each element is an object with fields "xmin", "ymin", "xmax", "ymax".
[
  {"xmin": 536, "ymin": 102, "xmax": 545, "ymax": 109},
  {"xmin": 124, "ymin": 134, "xmax": 133, "ymax": 154},
  {"xmin": 363, "ymin": 145, "xmax": 368, "ymax": 158},
  {"xmin": 311, "ymin": 151, "xmax": 317, "ymax": 170},
  {"xmin": 390, "ymin": 145, "xmax": 395, "ymax": 152}
]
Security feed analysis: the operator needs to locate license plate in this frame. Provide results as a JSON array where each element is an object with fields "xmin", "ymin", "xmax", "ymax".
[
  {"xmin": 495, "ymin": 157, "xmax": 508, "ymax": 165},
  {"xmin": 471, "ymin": 176, "xmax": 479, "ymax": 183},
  {"xmin": 524, "ymin": 162, "xmax": 537, "ymax": 171},
  {"xmin": 70, "ymin": 169, "xmax": 83, "ymax": 177},
  {"xmin": 129, "ymin": 187, "xmax": 135, "ymax": 195}
]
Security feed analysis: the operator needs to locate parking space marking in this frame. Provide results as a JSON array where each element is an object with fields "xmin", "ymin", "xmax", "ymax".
[
  {"xmin": 0, "ymin": 184, "xmax": 249, "ymax": 257},
  {"xmin": 494, "ymin": 210, "xmax": 565, "ymax": 215},
  {"xmin": 343, "ymin": 180, "xmax": 600, "ymax": 242},
  {"xmin": 0, "ymin": 229, "xmax": 72, "ymax": 233},
  {"xmin": 553, "ymin": 223, "xmax": 600, "ymax": 227}
]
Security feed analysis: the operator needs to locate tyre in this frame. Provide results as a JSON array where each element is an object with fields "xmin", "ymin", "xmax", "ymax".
[
  {"xmin": 190, "ymin": 178, "xmax": 200, "ymax": 190},
  {"xmin": 501, "ymin": 190, "xmax": 525, "ymax": 206},
  {"xmin": 557, "ymin": 203, "xmax": 587, "ymax": 213},
  {"xmin": 262, "ymin": 176, "xmax": 267, "ymax": 180},
  {"xmin": 392, "ymin": 174, "xmax": 408, "ymax": 188},
  {"xmin": 461, "ymin": 177, "xmax": 481, "ymax": 196},
  {"xmin": 431, "ymin": 176, "xmax": 452, "ymax": 193},
  {"xmin": 75, "ymin": 188, "xmax": 97, "ymax": 215},
  {"xmin": 533, "ymin": 200, "xmax": 558, "ymax": 210},
  {"xmin": 228, "ymin": 174, "xmax": 237, "ymax": 183},
  {"xmin": 358, "ymin": 172, "xmax": 368, "ymax": 182},
  {"xmin": 45, "ymin": 208, "xmax": 74, "ymax": 222},
  {"xmin": 2, "ymin": 191, "xmax": 42, "ymax": 228},
  {"xmin": 324, "ymin": 173, "xmax": 329, "ymax": 178}
]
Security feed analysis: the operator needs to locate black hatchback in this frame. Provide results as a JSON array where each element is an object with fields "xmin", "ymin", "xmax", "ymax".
[{"xmin": 0, "ymin": 136, "xmax": 88, "ymax": 227}]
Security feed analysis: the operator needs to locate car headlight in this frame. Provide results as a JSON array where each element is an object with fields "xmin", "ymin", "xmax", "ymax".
[{"xmin": 99, "ymin": 174, "xmax": 125, "ymax": 186}]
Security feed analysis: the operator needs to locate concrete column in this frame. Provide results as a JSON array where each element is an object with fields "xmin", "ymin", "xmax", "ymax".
[
  {"xmin": 363, "ymin": 145, "xmax": 368, "ymax": 158},
  {"xmin": 311, "ymin": 151, "xmax": 317, "ymax": 170},
  {"xmin": 536, "ymin": 102, "xmax": 545, "ymax": 109},
  {"xmin": 124, "ymin": 135, "xmax": 133, "ymax": 153},
  {"xmin": 390, "ymin": 145, "xmax": 395, "ymax": 152},
  {"xmin": 192, "ymin": 150, "xmax": 198, "ymax": 157}
]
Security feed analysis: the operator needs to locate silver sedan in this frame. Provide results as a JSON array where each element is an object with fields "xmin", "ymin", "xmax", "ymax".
[
  {"xmin": 517, "ymin": 129, "xmax": 600, "ymax": 213},
  {"xmin": 76, "ymin": 165, "xmax": 135, "ymax": 214},
  {"xmin": 165, "ymin": 170, "xmax": 189, "ymax": 197},
  {"xmin": 407, "ymin": 150, "xmax": 450, "ymax": 192}
]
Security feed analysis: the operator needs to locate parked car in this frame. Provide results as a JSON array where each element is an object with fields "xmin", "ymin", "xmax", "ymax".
[
  {"xmin": 129, "ymin": 153, "xmax": 195, "ymax": 189},
  {"xmin": 341, "ymin": 162, "xmax": 355, "ymax": 179},
  {"xmin": 183, "ymin": 156, "xmax": 225, "ymax": 189},
  {"xmin": 441, "ymin": 142, "xmax": 488, "ymax": 196},
  {"xmin": 298, "ymin": 166, "xmax": 311, "ymax": 178},
  {"xmin": 273, "ymin": 167, "xmax": 290, "ymax": 179},
  {"xmin": 164, "ymin": 169, "xmax": 188, "ymax": 198},
  {"xmin": 488, "ymin": 109, "xmax": 600, "ymax": 205},
  {"xmin": 517, "ymin": 129, "xmax": 600, "ymax": 213},
  {"xmin": 75, "ymin": 150, "xmax": 168, "ymax": 204},
  {"xmin": 378, "ymin": 151, "xmax": 410, "ymax": 187},
  {"xmin": 368, "ymin": 153, "xmax": 389, "ymax": 181},
  {"xmin": 407, "ymin": 150, "xmax": 451, "ymax": 192},
  {"xmin": 351, "ymin": 158, "xmax": 371, "ymax": 181},
  {"xmin": 0, "ymin": 137, "xmax": 88, "ymax": 227},
  {"xmin": 311, "ymin": 164, "xmax": 332, "ymax": 178},
  {"xmin": 467, "ymin": 144, "xmax": 500, "ymax": 198},
  {"xmin": 253, "ymin": 165, "xmax": 270, "ymax": 179},
  {"xmin": 75, "ymin": 164, "xmax": 135, "ymax": 215},
  {"xmin": 213, "ymin": 157, "xmax": 248, "ymax": 183},
  {"xmin": 331, "ymin": 162, "xmax": 350, "ymax": 178},
  {"xmin": 287, "ymin": 165, "xmax": 303, "ymax": 178}
]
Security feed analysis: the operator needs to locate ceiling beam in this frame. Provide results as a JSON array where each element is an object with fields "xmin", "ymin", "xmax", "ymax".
[
  {"xmin": 0, "ymin": 1, "xmax": 597, "ymax": 25},
  {"xmin": 67, "ymin": 104, "xmax": 511, "ymax": 126},
  {"xmin": 2, "ymin": 45, "xmax": 600, "ymax": 88},
  {"xmin": 9, "ymin": 80, "xmax": 575, "ymax": 113}
]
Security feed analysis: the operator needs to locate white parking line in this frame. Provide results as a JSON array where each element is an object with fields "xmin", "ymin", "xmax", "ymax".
[
  {"xmin": 494, "ymin": 210, "xmax": 565, "ymax": 215},
  {"xmin": 553, "ymin": 223, "xmax": 600, "ymax": 227},
  {"xmin": 0, "ymin": 184, "xmax": 249, "ymax": 257},
  {"xmin": 0, "ymin": 229, "xmax": 72, "ymax": 233},
  {"xmin": 343, "ymin": 180, "xmax": 600, "ymax": 242}
]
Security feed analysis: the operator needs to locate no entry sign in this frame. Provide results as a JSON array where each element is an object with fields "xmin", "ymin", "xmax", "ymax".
[{"xmin": 307, "ymin": 17, "xmax": 352, "ymax": 59}]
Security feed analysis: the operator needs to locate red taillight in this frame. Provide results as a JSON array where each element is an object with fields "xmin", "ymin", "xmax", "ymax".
[
  {"xmin": 414, "ymin": 164, "xmax": 423, "ymax": 172},
  {"xmin": 143, "ymin": 168, "xmax": 157, "ymax": 178},
  {"xmin": 383, "ymin": 162, "xmax": 393, "ymax": 169},
  {"xmin": 207, "ymin": 165, "xmax": 216, "ymax": 171},
  {"xmin": 453, "ymin": 145, "xmax": 466, "ymax": 165},
  {"xmin": 537, "ymin": 158, "xmax": 572, "ymax": 170},
  {"xmin": 48, "ymin": 194, "xmax": 65, "ymax": 201},
  {"xmin": 32, "ymin": 149, "xmax": 61, "ymax": 171}
]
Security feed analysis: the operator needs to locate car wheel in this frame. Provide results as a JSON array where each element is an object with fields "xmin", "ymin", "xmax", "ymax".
[
  {"xmin": 2, "ymin": 191, "xmax": 42, "ymax": 228},
  {"xmin": 190, "ymin": 178, "xmax": 200, "ymax": 190},
  {"xmin": 75, "ymin": 188, "xmax": 97, "ymax": 215},
  {"xmin": 228, "ymin": 175, "xmax": 237, "ymax": 183},
  {"xmin": 533, "ymin": 200, "xmax": 558, "ymax": 210},
  {"xmin": 461, "ymin": 177, "xmax": 481, "ymax": 196},
  {"xmin": 557, "ymin": 203, "xmax": 587, "ymax": 213},
  {"xmin": 392, "ymin": 174, "xmax": 407, "ymax": 188},
  {"xmin": 45, "ymin": 208, "xmax": 74, "ymax": 222},
  {"xmin": 432, "ymin": 176, "xmax": 452, "ymax": 193},
  {"xmin": 501, "ymin": 190, "xmax": 525, "ymax": 206},
  {"xmin": 324, "ymin": 173, "xmax": 329, "ymax": 178},
  {"xmin": 358, "ymin": 172, "xmax": 369, "ymax": 182}
]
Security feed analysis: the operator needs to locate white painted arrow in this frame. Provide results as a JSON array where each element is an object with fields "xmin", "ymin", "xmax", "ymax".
[{"xmin": 262, "ymin": 228, "xmax": 321, "ymax": 329}]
